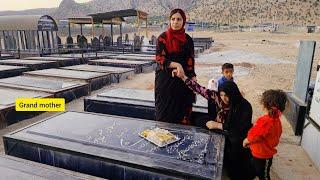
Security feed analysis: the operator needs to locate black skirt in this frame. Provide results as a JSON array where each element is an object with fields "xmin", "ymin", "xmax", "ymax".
[{"xmin": 155, "ymin": 68, "xmax": 194, "ymax": 124}]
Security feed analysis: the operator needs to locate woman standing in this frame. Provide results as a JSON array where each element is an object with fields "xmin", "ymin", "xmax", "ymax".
[{"xmin": 155, "ymin": 9, "xmax": 197, "ymax": 124}]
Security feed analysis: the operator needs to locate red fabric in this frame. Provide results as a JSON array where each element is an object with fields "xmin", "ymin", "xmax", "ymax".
[
  {"xmin": 247, "ymin": 114, "xmax": 282, "ymax": 159},
  {"xmin": 165, "ymin": 27, "xmax": 187, "ymax": 53}
]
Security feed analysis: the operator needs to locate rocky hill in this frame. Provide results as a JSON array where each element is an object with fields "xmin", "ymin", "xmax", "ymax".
[{"xmin": 0, "ymin": 0, "xmax": 319, "ymax": 25}]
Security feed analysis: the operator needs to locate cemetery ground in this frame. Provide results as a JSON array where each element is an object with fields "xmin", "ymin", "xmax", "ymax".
[{"xmin": 1, "ymin": 31, "xmax": 320, "ymax": 179}]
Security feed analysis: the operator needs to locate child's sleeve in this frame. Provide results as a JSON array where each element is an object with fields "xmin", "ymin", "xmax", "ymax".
[
  {"xmin": 247, "ymin": 118, "xmax": 272, "ymax": 143},
  {"xmin": 185, "ymin": 78, "xmax": 223, "ymax": 107},
  {"xmin": 155, "ymin": 34, "xmax": 171, "ymax": 72}
]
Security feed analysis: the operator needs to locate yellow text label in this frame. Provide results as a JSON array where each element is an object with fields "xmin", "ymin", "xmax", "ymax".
[{"xmin": 15, "ymin": 98, "xmax": 65, "ymax": 112}]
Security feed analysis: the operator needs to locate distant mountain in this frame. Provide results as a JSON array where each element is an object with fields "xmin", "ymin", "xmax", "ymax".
[
  {"xmin": 0, "ymin": 8, "xmax": 56, "ymax": 16},
  {"xmin": 51, "ymin": 0, "xmax": 92, "ymax": 18},
  {"xmin": 189, "ymin": 0, "xmax": 320, "ymax": 25},
  {"xmin": 0, "ymin": 0, "xmax": 319, "ymax": 25}
]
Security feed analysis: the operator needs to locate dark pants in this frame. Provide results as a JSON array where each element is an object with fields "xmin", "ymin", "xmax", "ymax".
[
  {"xmin": 251, "ymin": 156, "xmax": 273, "ymax": 180},
  {"xmin": 224, "ymin": 145, "xmax": 253, "ymax": 180}
]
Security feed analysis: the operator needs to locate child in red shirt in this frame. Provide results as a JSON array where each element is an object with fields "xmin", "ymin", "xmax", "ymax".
[{"xmin": 243, "ymin": 89, "xmax": 287, "ymax": 180}]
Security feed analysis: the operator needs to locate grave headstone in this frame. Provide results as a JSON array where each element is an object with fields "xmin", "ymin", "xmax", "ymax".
[
  {"xmin": 76, "ymin": 35, "xmax": 81, "ymax": 43},
  {"xmin": 124, "ymin": 34, "xmax": 129, "ymax": 43},
  {"xmin": 293, "ymin": 41, "xmax": 316, "ymax": 102},
  {"xmin": 103, "ymin": 36, "xmax": 111, "ymax": 47},
  {"xmin": 116, "ymin": 36, "xmax": 122, "ymax": 47},
  {"xmin": 92, "ymin": 37, "xmax": 100, "ymax": 50},
  {"xmin": 56, "ymin": 35, "xmax": 62, "ymax": 46},
  {"xmin": 284, "ymin": 41, "xmax": 316, "ymax": 135},
  {"xmin": 134, "ymin": 35, "xmax": 141, "ymax": 51},
  {"xmin": 99, "ymin": 35, "xmax": 104, "ymax": 43},
  {"xmin": 66, "ymin": 36, "xmax": 73, "ymax": 48},
  {"xmin": 151, "ymin": 35, "xmax": 157, "ymax": 45},
  {"xmin": 78, "ymin": 35, "xmax": 88, "ymax": 49}
]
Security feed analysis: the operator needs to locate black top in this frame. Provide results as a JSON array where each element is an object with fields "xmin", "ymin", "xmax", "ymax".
[{"xmin": 224, "ymin": 98, "xmax": 252, "ymax": 148}]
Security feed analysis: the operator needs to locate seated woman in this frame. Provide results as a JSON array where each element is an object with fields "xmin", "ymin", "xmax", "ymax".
[{"xmin": 173, "ymin": 69, "xmax": 253, "ymax": 180}]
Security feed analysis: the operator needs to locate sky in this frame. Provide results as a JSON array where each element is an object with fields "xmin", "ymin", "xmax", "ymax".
[{"xmin": 0, "ymin": 0, "xmax": 92, "ymax": 11}]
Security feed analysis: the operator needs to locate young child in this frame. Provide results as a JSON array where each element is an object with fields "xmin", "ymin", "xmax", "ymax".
[
  {"xmin": 243, "ymin": 89, "xmax": 287, "ymax": 180},
  {"xmin": 208, "ymin": 63, "xmax": 235, "ymax": 91}
]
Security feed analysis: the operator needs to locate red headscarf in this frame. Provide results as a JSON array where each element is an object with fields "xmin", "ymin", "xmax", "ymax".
[{"xmin": 165, "ymin": 9, "xmax": 187, "ymax": 53}]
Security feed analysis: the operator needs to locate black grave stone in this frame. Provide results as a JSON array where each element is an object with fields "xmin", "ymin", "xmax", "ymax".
[
  {"xmin": 78, "ymin": 36, "xmax": 88, "ymax": 49},
  {"xmin": 92, "ymin": 37, "xmax": 100, "ymax": 50},
  {"xmin": 103, "ymin": 36, "xmax": 111, "ymax": 47},
  {"xmin": 84, "ymin": 88, "xmax": 208, "ymax": 127},
  {"xmin": 134, "ymin": 35, "xmax": 141, "ymax": 51},
  {"xmin": 56, "ymin": 35, "xmax": 62, "ymax": 45},
  {"xmin": 66, "ymin": 36, "xmax": 74, "ymax": 48},
  {"xmin": 151, "ymin": 35, "xmax": 157, "ymax": 45},
  {"xmin": 24, "ymin": 57, "xmax": 81, "ymax": 67},
  {"xmin": 0, "ymin": 155, "xmax": 99, "ymax": 180},
  {"xmin": 0, "ymin": 53, "xmax": 14, "ymax": 60},
  {"xmin": 88, "ymin": 59, "xmax": 154, "ymax": 73},
  {"xmin": 0, "ymin": 88, "xmax": 52, "ymax": 128},
  {"xmin": 0, "ymin": 59, "xmax": 58, "ymax": 71},
  {"xmin": 23, "ymin": 69, "xmax": 111, "ymax": 93},
  {"xmin": 125, "ymin": 34, "xmax": 129, "ymax": 43},
  {"xmin": 0, "ymin": 65, "xmax": 29, "ymax": 78},
  {"xmin": 61, "ymin": 64, "xmax": 135, "ymax": 83},
  {"xmin": 116, "ymin": 36, "xmax": 122, "ymax": 47},
  {"xmin": 284, "ymin": 93, "xmax": 307, "ymax": 135},
  {"xmin": 109, "ymin": 54, "xmax": 154, "ymax": 62},
  {"xmin": 0, "ymin": 76, "xmax": 89, "ymax": 102},
  {"xmin": 48, "ymin": 53, "xmax": 98, "ymax": 63},
  {"xmin": 4, "ymin": 111, "xmax": 224, "ymax": 180}
]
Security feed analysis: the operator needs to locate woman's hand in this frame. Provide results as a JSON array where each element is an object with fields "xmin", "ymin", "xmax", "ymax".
[
  {"xmin": 172, "ymin": 69, "xmax": 187, "ymax": 81},
  {"xmin": 169, "ymin": 62, "xmax": 185, "ymax": 77},
  {"xmin": 176, "ymin": 65, "xmax": 185, "ymax": 78},
  {"xmin": 191, "ymin": 76, "xmax": 197, "ymax": 82},
  {"xmin": 206, "ymin": 120, "xmax": 223, "ymax": 130},
  {"xmin": 243, "ymin": 138, "xmax": 250, "ymax": 148},
  {"xmin": 172, "ymin": 69, "xmax": 178, "ymax": 77}
]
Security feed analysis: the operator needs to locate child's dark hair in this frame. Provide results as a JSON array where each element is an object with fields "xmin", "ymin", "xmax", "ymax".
[
  {"xmin": 222, "ymin": 63, "xmax": 234, "ymax": 71},
  {"xmin": 261, "ymin": 89, "xmax": 287, "ymax": 117}
]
